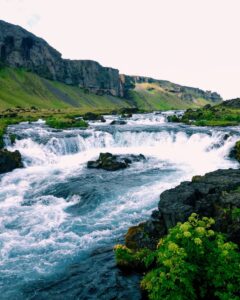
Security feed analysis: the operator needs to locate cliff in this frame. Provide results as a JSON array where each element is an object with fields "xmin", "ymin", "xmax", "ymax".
[
  {"xmin": 0, "ymin": 20, "xmax": 123, "ymax": 97},
  {"xmin": 0, "ymin": 19, "xmax": 222, "ymax": 107}
]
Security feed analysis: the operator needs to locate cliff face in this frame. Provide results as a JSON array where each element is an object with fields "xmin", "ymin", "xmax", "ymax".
[
  {"xmin": 120, "ymin": 75, "xmax": 222, "ymax": 103},
  {"xmin": 0, "ymin": 20, "xmax": 124, "ymax": 97},
  {"xmin": 0, "ymin": 20, "xmax": 222, "ymax": 103}
]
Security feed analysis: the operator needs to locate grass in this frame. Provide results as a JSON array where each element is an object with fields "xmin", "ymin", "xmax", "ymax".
[
  {"xmin": 0, "ymin": 108, "xmax": 93, "ymax": 147},
  {"xmin": 181, "ymin": 105, "xmax": 240, "ymax": 126},
  {"xmin": 0, "ymin": 66, "xmax": 131, "ymax": 110},
  {"xmin": 127, "ymin": 83, "xmax": 216, "ymax": 111}
]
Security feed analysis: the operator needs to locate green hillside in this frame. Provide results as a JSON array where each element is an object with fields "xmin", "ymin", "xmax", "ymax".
[
  {"xmin": 128, "ymin": 82, "xmax": 217, "ymax": 111},
  {"xmin": 0, "ymin": 67, "xmax": 131, "ymax": 111},
  {"xmin": 0, "ymin": 67, "xmax": 220, "ymax": 111}
]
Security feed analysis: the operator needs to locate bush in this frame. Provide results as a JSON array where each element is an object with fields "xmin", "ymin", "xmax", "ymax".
[
  {"xmin": 114, "ymin": 214, "xmax": 240, "ymax": 300},
  {"xmin": 46, "ymin": 117, "xmax": 88, "ymax": 129}
]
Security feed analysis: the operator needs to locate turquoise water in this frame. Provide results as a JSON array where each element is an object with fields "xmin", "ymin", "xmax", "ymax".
[{"xmin": 0, "ymin": 113, "xmax": 239, "ymax": 299}]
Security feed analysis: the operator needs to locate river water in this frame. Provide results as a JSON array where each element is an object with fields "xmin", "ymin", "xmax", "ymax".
[{"xmin": 0, "ymin": 112, "xmax": 239, "ymax": 299}]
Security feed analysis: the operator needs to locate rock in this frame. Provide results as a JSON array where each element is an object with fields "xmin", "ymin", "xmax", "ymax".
[
  {"xmin": 87, "ymin": 153, "xmax": 145, "ymax": 171},
  {"xmin": 82, "ymin": 112, "xmax": 106, "ymax": 122},
  {"xmin": 0, "ymin": 149, "xmax": 23, "ymax": 174},
  {"xmin": 125, "ymin": 169, "xmax": 240, "ymax": 250},
  {"xmin": 0, "ymin": 20, "xmax": 124, "ymax": 97},
  {"xmin": 229, "ymin": 140, "xmax": 240, "ymax": 162},
  {"xmin": 119, "ymin": 108, "xmax": 139, "ymax": 114},
  {"xmin": 110, "ymin": 120, "xmax": 127, "ymax": 125}
]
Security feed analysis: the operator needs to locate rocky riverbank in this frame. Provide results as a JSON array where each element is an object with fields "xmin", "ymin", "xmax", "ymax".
[{"xmin": 125, "ymin": 168, "xmax": 240, "ymax": 251}]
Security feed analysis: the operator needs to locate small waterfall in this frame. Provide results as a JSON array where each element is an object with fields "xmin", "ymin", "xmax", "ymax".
[{"xmin": 1, "ymin": 115, "xmax": 239, "ymax": 299}]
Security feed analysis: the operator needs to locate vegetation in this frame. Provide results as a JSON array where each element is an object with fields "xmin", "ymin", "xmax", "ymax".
[
  {"xmin": 114, "ymin": 214, "xmax": 240, "ymax": 300},
  {"xmin": 179, "ymin": 103, "xmax": 240, "ymax": 126},
  {"xmin": 0, "ymin": 67, "xmax": 220, "ymax": 112},
  {"xmin": 0, "ymin": 107, "xmax": 96, "ymax": 147},
  {"xmin": 0, "ymin": 66, "xmax": 131, "ymax": 110},
  {"xmin": 127, "ymin": 83, "xmax": 216, "ymax": 111},
  {"xmin": 46, "ymin": 116, "xmax": 88, "ymax": 129}
]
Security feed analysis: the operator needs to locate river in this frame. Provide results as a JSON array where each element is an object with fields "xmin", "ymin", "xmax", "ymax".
[{"xmin": 0, "ymin": 112, "xmax": 239, "ymax": 299}]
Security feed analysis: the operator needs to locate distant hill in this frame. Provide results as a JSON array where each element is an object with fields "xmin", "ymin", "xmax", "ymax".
[{"xmin": 0, "ymin": 20, "xmax": 222, "ymax": 110}]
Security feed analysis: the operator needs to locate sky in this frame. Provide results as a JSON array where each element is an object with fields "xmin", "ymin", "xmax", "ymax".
[{"xmin": 1, "ymin": 0, "xmax": 240, "ymax": 100}]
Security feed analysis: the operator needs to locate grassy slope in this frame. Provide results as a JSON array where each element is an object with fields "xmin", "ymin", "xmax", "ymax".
[
  {"xmin": 0, "ymin": 67, "xmax": 131, "ymax": 111},
  {"xmin": 0, "ymin": 67, "xmax": 218, "ymax": 111},
  {"xmin": 128, "ymin": 83, "xmax": 214, "ymax": 111}
]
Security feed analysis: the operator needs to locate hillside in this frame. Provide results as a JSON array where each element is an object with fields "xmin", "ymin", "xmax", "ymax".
[
  {"xmin": 0, "ymin": 66, "xmax": 223, "ymax": 111},
  {"xmin": 127, "ymin": 82, "xmax": 219, "ymax": 110},
  {"xmin": 0, "ymin": 19, "xmax": 222, "ymax": 110},
  {"xmin": 0, "ymin": 66, "xmax": 131, "ymax": 110}
]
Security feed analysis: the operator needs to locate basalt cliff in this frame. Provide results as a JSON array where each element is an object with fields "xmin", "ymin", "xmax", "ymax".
[{"xmin": 0, "ymin": 20, "xmax": 222, "ymax": 109}]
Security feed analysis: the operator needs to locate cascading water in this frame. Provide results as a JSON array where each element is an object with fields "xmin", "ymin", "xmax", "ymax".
[{"xmin": 0, "ymin": 113, "xmax": 239, "ymax": 299}]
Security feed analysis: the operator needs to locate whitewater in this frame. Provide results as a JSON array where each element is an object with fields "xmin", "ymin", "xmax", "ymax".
[{"xmin": 0, "ymin": 112, "xmax": 239, "ymax": 299}]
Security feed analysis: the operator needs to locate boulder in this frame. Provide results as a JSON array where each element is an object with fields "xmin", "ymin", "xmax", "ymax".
[
  {"xmin": 229, "ymin": 140, "xmax": 240, "ymax": 162},
  {"xmin": 110, "ymin": 120, "xmax": 127, "ymax": 125},
  {"xmin": 82, "ymin": 112, "xmax": 106, "ymax": 122},
  {"xmin": 126, "ymin": 169, "xmax": 240, "ymax": 250},
  {"xmin": 87, "ymin": 153, "xmax": 145, "ymax": 171},
  {"xmin": 0, "ymin": 149, "xmax": 23, "ymax": 174}
]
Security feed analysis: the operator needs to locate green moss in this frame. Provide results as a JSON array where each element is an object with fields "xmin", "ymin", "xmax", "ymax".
[{"xmin": 46, "ymin": 117, "xmax": 88, "ymax": 129}]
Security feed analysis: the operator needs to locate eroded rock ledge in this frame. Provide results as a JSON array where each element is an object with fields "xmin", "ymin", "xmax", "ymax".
[{"xmin": 126, "ymin": 169, "xmax": 240, "ymax": 250}]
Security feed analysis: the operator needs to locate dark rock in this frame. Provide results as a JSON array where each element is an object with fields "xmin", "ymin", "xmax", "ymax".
[
  {"xmin": 119, "ymin": 108, "xmax": 139, "ymax": 114},
  {"xmin": 110, "ymin": 120, "xmax": 127, "ymax": 125},
  {"xmin": 126, "ymin": 169, "xmax": 240, "ymax": 250},
  {"xmin": 0, "ymin": 20, "xmax": 222, "ymax": 103},
  {"xmin": 221, "ymin": 98, "xmax": 240, "ymax": 109},
  {"xmin": 229, "ymin": 140, "xmax": 240, "ymax": 162},
  {"xmin": 0, "ymin": 149, "xmax": 23, "ymax": 174},
  {"xmin": 87, "ymin": 153, "xmax": 145, "ymax": 171},
  {"xmin": 82, "ymin": 112, "xmax": 106, "ymax": 122},
  {"xmin": 0, "ymin": 20, "xmax": 124, "ymax": 97}
]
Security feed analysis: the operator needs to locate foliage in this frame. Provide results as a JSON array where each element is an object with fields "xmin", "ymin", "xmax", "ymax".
[
  {"xmin": 45, "ymin": 116, "xmax": 88, "ymax": 129},
  {"xmin": 114, "ymin": 214, "xmax": 240, "ymax": 300},
  {"xmin": 0, "ymin": 108, "xmax": 90, "ymax": 148},
  {"xmin": 181, "ymin": 105, "xmax": 240, "ymax": 126}
]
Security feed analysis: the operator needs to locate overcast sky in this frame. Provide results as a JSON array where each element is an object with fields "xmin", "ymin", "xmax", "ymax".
[{"xmin": 1, "ymin": 0, "xmax": 240, "ymax": 99}]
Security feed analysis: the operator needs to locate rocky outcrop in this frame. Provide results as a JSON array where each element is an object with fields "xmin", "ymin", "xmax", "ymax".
[
  {"xmin": 126, "ymin": 169, "xmax": 240, "ymax": 250},
  {"xmin": 87, "ymin": 153, "xmax": 145, "ymax": 171},
  {"xmin": 0, "ymin": 149, "xmax": 23, "ymax": 173},
  {"xmin": 0, "ymin": 20, "xmax": 222, "ymax": 103},
  {"xmin": 221, "ymin": 98, "xmax": 240, "ymax": 108},
  {"xmin": 0, "ymin": 20, "xmax": 124, "ymax": 97}
]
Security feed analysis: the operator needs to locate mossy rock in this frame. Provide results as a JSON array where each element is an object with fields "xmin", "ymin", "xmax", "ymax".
[{"xmin": 229, "ymin": 140, "xmax": 240, "ymax": 162}]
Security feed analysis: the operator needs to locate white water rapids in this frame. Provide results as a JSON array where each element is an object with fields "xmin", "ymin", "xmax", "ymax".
[{"xmin": 0, "ymin": 112, "xmax": 239, "ymax": 299}]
